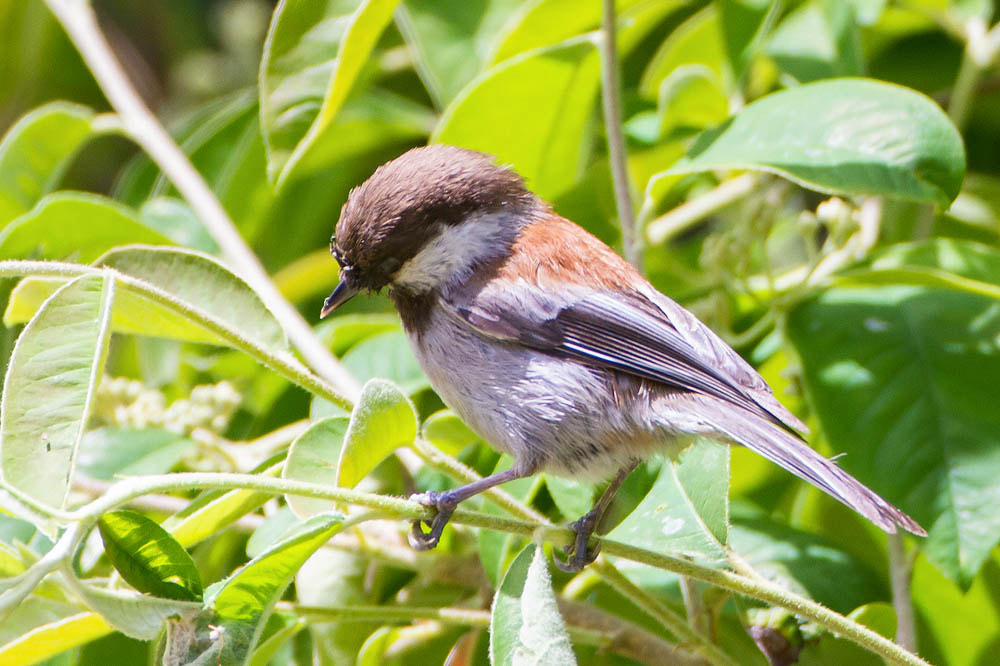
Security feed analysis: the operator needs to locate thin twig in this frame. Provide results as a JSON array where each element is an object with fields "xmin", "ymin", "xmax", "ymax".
[
  {"xmin": 600, "ymin": 0, "xmax": 640, "ymax": 268},
  {"xmin": 646, "ymin": 174, "xmax": 757, "ymax": 244},
  {"xmin": 42, "ymin": 0, "xmax": 360, "ymax": 401},
  {"xmin": 58, "ymin": 472, "xmax": 930, "ymax": 666},
  {"xmin": 888, "ymin": 533, "xmax": 917, "ymax": 651}
]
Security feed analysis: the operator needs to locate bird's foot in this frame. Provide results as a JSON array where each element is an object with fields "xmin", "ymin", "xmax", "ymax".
[
  {"xmin": 553, "ymin": 510, "xmax": 602, "ymax": 573},
  {"xmin": 408, "ymin": 490, "xmax": 458, "ymax": 551}
]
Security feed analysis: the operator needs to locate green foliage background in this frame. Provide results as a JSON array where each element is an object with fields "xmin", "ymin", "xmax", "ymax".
[{"xmin": 0, "ymin": 0, "xmax": 998, "ymax": 665}]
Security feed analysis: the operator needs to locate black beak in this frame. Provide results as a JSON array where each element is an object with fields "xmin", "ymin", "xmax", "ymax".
[{"xmin": 320, "ymin": 280, "xmax": 359, "ymax": 318}]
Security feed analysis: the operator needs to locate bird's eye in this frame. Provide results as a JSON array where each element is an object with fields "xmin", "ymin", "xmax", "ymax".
[{"xmin": 328, "ymin": 235, "xmax": 337, "ymax": 254}]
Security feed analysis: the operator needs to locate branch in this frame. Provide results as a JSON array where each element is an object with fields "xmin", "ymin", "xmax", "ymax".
[
  {"xmin": 42, "ymin": 0, "xmax": 360, "ymax": 401},
  {"xmin": 600, "ymin": 0, "xmax": 640, "ymax": 268},
  {"xmin": 62, "ymin": 472, "xmax": 931, "ymax": 666}
]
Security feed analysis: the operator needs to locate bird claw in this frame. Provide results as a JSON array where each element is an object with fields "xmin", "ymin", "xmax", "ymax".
[
  {"xmin": 407, "ymin": 491, "xmax": 456, "ymax": 551},
  {"xmin": 552, "ymin": 514, "xmax": 602, "ymax": 573}
]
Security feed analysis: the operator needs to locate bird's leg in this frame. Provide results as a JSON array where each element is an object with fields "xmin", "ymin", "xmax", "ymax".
[
  {"xmin": 408, "ymin": 466, "xmax": 530, "ymax": 551},
  {"xmin": 555, "ymin": 461, "xmax": 638, "ymax": 572}
]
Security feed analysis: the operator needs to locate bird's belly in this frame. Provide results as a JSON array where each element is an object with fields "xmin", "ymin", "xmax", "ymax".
[{"xmin": 407, "ymin": 308, "xmax": 671, "ymax": 479}]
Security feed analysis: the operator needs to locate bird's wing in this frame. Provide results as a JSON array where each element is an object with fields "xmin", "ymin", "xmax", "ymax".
[{"xmin": 442, "ymin": 277, "xmax": 807, "ymax": 435}]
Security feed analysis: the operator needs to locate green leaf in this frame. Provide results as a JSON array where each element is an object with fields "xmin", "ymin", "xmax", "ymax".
[
  {"xmin": 0, "ymin": 609, "xmax": 113, "ymax": 665},
  {"xmin": 717, "ymin": 0, "xmax": 776, "ymax": 80},
  {"xmin": 98, "ymin": 510, "xmax": 203, "ymax": 602},
  {"xmin": 0, "ymin": 102, "xmax": 98, "ymax": 225},
  {"xmin": 98, "ymin": 245, "xmax": 287, "ymax": 349},
  {"xmin": 77, "ymin": 427, "xmax": 193, "ymax": 480},
  {"xmin": 282, "ymin": 417, "xmax": 350, "ymax": 517},
  {"xmin": 490, "ymin": 544, "xmax": 576, "ymax": 666},
  {"xmin": 397, "ymin": 0, "xmax": 522, "ymax": 107},
  {"xmin": 799, "ymin": 602, "xmax": 896, "ymax": 666},
  {"xmin": 656, "ymin": 64, "xmax": 730, "ymax": 138},
  {"xmin": 337, "ymin": 379, "xmax": 417, "ymax": 489},
  {"xmin": 786, "ymin": 275, "xmax": 1000, "ymax": 586},
  {"xmin": 766, "ymin": 0, "xmax": 864, "ymax": 83},
  {"xmin": 434, "ymin": 36, "xmax": 599, "ymax": 201},
  {"xmin": 489, "ymin": 0, "xmax": 667, "ymax": 64},
  {"xmin": 5, "ymin": 246, "xmax": 288, "ymax": 351},
  {"xmin": 608, "ymin": 441, "xmax": 729, "ymax": 563},
  {"xmin": 341, "ymin": 329, "xmax": 428, "ymax": 394},
  {"xmin": 200, "ymin": 513, "xmax": 344, "ymax": 665},
  {"xmin": 115, "ymin": 91, "xmax": 273, "ymax": 244},
  {"xmin": 164, "ymin": 456, "xmax": 284, "ymax": 548},
  {"xmin": 139, "ymin": 197, "xmax": 219, "ymax": 253},
  {"xmin": 667, "ymin": 78, "xmax": 966, "ymax": 207},
  {"xmin": 0, "ymin": 193, "xmax": 173, "ymax": 262},
  {"xmin": 315, "ymin": 313, "xmax": 401, "ymax": 356},
  {"xmin": 731, "ymin": 504, "xmax": 886, "ymax": 614},
  {"xmin": 248, "ymin": 614, "xmax": 307, "ymax": 666},
  {"xmin": 72, "ymin": 583, "xmax": 200, "ymax": 640},
  {"xmin": 640, "ymin": 6, "xmax": 725, "ymax": 100},
  {"xmin": 1, "ymin": 274, "xmax": 114, "ymax": 508},
  {"xmin": 422, "ymin": 409, "xmax": 479, "ymax": 456},
  {"xmin": 435, "ymin": 1, "xmax": 674, "ymax": 201},
  {"xmin": 259, "ymin": 0, "xmax": 403, "ymax": 186}
]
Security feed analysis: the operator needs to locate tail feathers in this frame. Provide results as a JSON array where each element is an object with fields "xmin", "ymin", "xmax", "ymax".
[{"xmin": 709, "ymin": 409, "xmax": 926, "ymax": 537}]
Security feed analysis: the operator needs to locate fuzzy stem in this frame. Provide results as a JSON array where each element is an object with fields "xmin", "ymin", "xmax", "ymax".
[
  {"xmin": 592, "ymin": 559, "xmax": 739, "ymax": 666},
  {"xmin": 59, "ymin": 472, "xmax": 929, "ymax": 666},
  {"xmin": 0, "ymin": 260, "xmax": 352, "ymax": 412},
  {"xmin": 41, "ymin": 0, "xmax": 360, "ymax": 400}
]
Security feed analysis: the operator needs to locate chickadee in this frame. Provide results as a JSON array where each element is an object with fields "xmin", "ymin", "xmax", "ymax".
[{"xmin": 322, "ymin": 145, "xmax": 925, "ymax": 571}]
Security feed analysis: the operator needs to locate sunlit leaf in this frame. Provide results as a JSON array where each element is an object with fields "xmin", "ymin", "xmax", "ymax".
[
  {"xmin": 0, "ymin": 192, "xmax": 172, "ymax": 261},
  {"xmin": 77, "ymin": 427, "xmax": 193, "ymax": 480},
  {"xmin": 5, "ymin": 246, "xmax": 288, "ymax": 351},
  {"xmin": 341, "ymin": 329, "xmax": 428, "ymax": 394},
  {"xmin": 667, "ymin": 78, "xmax": 966, "ymax": 207},
  {"xmin": 0, "ymin": 102, "xmax": 98, "ymax": 225},
  {"xmin": 398, "ymin": 0, "xmax": 522, "ymax": 107},
  {"xmin": 337, "ymin": 379, "xmax": 417, "ymax": 489},
  {"xmin": 282, "ymin": 417, "xmax": 350, "ymax": 517},
  {"xmin": 164, "ymin": 457, "xmax": 284, "ymax": 548},
  {"xmin": 422, "ymin": 409, "xmax": 479, "ymax": 456},
  {"xmin": 194, "ymin": 513, "xmax": 344, "ymax": 665},
  {"xmin": 640, "ymin": 6, "xmax": 726, "ymax": 100},
  {"xmin": 608, "ymin": 441, "xmax": 729, "ymax": 563},
  {"xmin": 490, "ymin": 544, "xmax": 576, "ymax": 666},
  {"xmin": 488, "ymin": 0, "xmax": 665, "ymax": 64},
  {"xmin": 1, "ymin": 274, "xmax": 114, "ymax": 508},
  {"xmin": 98, "ymin": 510, "xmax": 203, "ymax": 602},
  {"xmin": 0, "ymin": 612, "xmax": 113, "ymax": 665},
  {"xmin": 72, "ymin": 584, "xmax": 200, "ymax": 640},
  {"xmin": 435, "ymin": 0, "xmax": 675, "ymax": 201},
  {"xmin": 260, "ymin": 0, "xmax": 403, "ymax": 185}
]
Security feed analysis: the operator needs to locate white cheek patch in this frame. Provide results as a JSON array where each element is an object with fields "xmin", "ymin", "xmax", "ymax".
[{"xmin": 393, "ymin": 211, "xmax": 515, "ymax": 293}]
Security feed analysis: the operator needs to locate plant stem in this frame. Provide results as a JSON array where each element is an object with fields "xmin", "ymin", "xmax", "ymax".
[
  {"xmin": 888, "ymin": 533, "xmax": 917, "ymax": 651},
  {"xmin": 592, "ymin": 559, "xmax": 739, "ymax": 666},
  {"xmin": 948, "ymin": 17, "xmax": 990, "ymax": 131},
  {"xmin": 646, "ymin": 174, "xmax": 757, "ymax": 244},
  {"xmin": 42, "ymin": 0, "xmax": 360, "ymax": 401},
  {"xmin": 0, "ymin": 260, "xmax": 353, "ymax": 412},
  {"xmin": 62, "ymin": 471, "xmax": 930, "ymax": 666},
  {"xmin": 600, "ymin": 0, "xmax": 640, "ymax": 268},
  {"xmin": 412, "ymin": 439, "xmax": 547, "ymax": 523}
]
